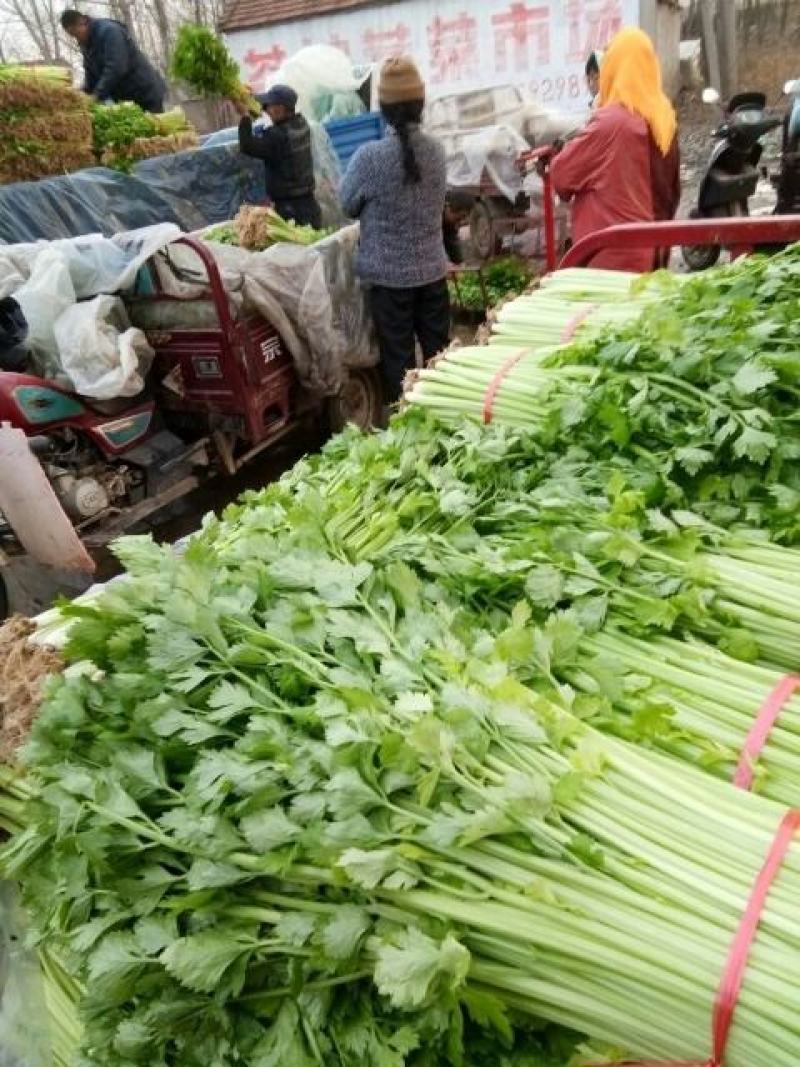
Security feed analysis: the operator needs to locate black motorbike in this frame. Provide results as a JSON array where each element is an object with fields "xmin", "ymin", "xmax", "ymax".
[{"xmin": 682, "ymin": 89, "xmax": 783, "ymax": 271}]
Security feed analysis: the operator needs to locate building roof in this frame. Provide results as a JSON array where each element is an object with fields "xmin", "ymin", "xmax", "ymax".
[{"xmin": 221, "ymin": 0, "xmax": 374, "ymax": 32}]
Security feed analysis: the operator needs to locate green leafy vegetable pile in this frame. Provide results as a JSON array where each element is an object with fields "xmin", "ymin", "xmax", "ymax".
[
  {"xmin": 7, "ymin": 248, "xmax": 800, "ymax": 1067},
  {"xmin": 171, "ymin": 25, "xmax": 258, "ymax": 115},
  {"xmin": 5, "ymin": 411, "xmax": 800, "ymax": 1066},
  {"xmin": 449, "ymin": 257, "xmax": 532, "ymax": 312},
  {"xmin": 90, "ymin": 103, "xmax": 197, "ymax": 172},
  {"xmin": 411, "ymin": 248, "xmax": 800, "ymax": 538},
  {"xmin": 91, "ymin": 101, "xmax": 156, "ymax": 154}
]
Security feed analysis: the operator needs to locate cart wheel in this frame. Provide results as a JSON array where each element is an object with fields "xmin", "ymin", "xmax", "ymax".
[
  {"xmin": 327, "ymin": 368, "xmax": 383, "ymax": 432},
  {"xmin": 470, "ymin": 200, "xmax": 504, "ymax": 261}
]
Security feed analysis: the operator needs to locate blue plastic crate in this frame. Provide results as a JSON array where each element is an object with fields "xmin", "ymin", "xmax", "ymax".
[{"xmin": 324, "ymin": 112, "xmax": 385, "ymax": 170}]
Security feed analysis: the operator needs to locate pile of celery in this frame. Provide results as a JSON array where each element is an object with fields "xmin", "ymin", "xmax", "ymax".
[
  {"xmin": 5, "ymin": 248, "xmax": 800, "ymax": 1066},
  {"xmin": 6, "ymin": 492, "xmax": 800, "ymax": 1067}
]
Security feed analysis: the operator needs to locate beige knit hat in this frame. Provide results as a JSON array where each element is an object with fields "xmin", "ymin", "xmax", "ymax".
[{"xmin": 379, "ymin": 56, "xmax": 425, "ymax": 106}]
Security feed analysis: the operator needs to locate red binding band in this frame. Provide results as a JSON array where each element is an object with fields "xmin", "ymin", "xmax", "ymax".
[
  {"xmin": 482, "ymin": 350, "xmax": 527, "ymax": 425},
  {"xmin": 733, "ymin": 675, "xmax": 800, "ymax": 791},
  {"xmin": 590, "ymin": 808, "xmax": 800, "ymax": 1067},
  {"xmin": 561, "ymin": 304, "xmax": 598, "ymax": 343}
]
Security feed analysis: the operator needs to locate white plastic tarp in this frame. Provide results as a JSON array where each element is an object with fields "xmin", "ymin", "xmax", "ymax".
[
  {"xmin": 4, "ymin": 224, "xmax": 178, "ymax": 397},
  {"xmin": 155, "ymin": 224, "xmax": 374, "ymax": 395}
]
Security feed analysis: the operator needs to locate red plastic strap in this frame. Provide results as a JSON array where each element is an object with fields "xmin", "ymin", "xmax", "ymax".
[
  {"xmin": 482, "ymin": 350, "xmax": 527, "ymax": 425},
  {"xmin": 733, "ymin": 675, "xmax": 800, "ymax": 791},
  {"xmin": 561, "ymin": 304, "xmax": 598, "ymax": 343},
  {"xmin": 588, "ymin": 809, "xmax": 800, "ymax": 1067}
]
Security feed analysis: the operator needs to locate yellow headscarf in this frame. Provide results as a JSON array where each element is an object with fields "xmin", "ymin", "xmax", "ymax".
[{"xmin": 598, "ymin": 27, "xmax": 677, "ymax": 155}]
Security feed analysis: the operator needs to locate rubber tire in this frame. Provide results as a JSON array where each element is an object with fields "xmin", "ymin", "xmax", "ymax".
[
  {"xmin": 469, "ymin": 200, "xmax": 504, "ymax": 261},
  {"xmin": 681, "ymin": 241, "xmax": 722, "ymax": 271},
  {"xmin": 681, "ymin": 202, "xmax": 748, "ymax": 272},
  {"xmin": 327, "ymin": 368, "xmax": 384, "ymax": 432}
]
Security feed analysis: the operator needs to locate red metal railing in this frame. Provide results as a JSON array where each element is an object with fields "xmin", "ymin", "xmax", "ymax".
[{"xmin": 559, "ymin": 215, "xmax": 800, "ymax": 269}]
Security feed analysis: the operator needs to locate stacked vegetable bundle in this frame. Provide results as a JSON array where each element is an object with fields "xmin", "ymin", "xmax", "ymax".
[
  {"xmin": 7, "ymin": 247, "xmax": 800, "ymax": 1066},
  {"xmin": 92, "ymin": 103, "xmax": 197, "ymax": 171},
  {"xmin": 6, "ymin": 412, "xmax": 800, "ymax": 1066},
  {"xmin": 0, "ymin": 65, "xmax": 93, "ymax": 184},
  {"xmin": 408, "ymin": 247, "xmax": 800, "ymax": 537}
]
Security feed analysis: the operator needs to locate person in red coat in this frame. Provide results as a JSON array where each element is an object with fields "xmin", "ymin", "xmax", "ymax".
[{"xmin": 552, "ymin": 28, "xmax": 679, "ymax": 272}]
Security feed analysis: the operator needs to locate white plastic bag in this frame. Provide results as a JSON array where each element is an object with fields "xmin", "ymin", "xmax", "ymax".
[
  {"xmin": 12, "ymin": 246, "xmax": 76, "ymax": 366},
  {"xmin": 0, "ymin": 884, "xmax": 52, "ymax": 1067},
  {"xmin": 54, "ymin": 295, "xmax": 154, "ymax": 400},
  {"xmin": 274, "ymin": 46, "xmax": 368, "ymax": 122}
]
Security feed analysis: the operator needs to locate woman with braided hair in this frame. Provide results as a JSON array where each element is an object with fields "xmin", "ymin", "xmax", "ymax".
[{"xmin": 340, "ymin": 57, "xmax": 450, "ymax": 403}]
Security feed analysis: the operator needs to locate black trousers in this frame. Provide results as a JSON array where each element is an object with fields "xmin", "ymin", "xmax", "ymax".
[
  {"xmin": 274, "ymin": 195, "xmax": 322, "ymax": 229},
  {"xmin": 369, "ymin": 279, "xmax": 451, "ymax": 401}
]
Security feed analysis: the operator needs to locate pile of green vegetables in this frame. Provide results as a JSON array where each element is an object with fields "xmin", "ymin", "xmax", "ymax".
[
  {"xmin": 91, "ymin": 101, "xmax": 156, "ymax": 156},
  {"xmin": 91, "ymin": 103, "xmax": 195, "ymax": 171},
  {"xmin": 7, "ymin": 247, "xmax": 800, "ymax": 1067},
  {"xmin": 449, "ymin": 257, "xmax": 531, "ymax": 312}
]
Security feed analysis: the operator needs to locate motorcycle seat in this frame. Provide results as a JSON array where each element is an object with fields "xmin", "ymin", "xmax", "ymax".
[{"xmin": 82, "ymin": 391, "xmax": 150, "ymax": 416}]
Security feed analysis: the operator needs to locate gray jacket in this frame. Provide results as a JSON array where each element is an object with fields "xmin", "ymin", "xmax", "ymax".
[{"xmin": 340, "ymin": 127, "xmax": 448, "ymax": 289}]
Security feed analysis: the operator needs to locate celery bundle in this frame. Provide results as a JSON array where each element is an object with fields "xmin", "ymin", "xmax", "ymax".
[
  {"xmin": 409, "ymin": 247, "xmax": 800, "ymax": 540},
  {"xmin": 487, "ymin": 267, "xmax": 670, "ymax": 349},
  {"xmin": 6, "ymin": 492, "xmax": 800, "ymax": 1067},
  {"xmin": 204, "ymin": 204, "xmax": 332, "ymax": 250},
  {"xmin": 570, "ymin": 628, "xmax": 800, "ymax": 805},
  {"xmin": 170, "ymin": 25, "xmax": 258, "ymax": 116},
  {"xmin": 0, "ymin": 65, "xmax": 93, "ymax": 183}
]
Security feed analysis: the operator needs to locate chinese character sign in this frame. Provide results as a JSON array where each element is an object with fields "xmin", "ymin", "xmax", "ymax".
[
  {"xmin": 428, "ymin": 12, "xmax": 479, "ymax": 85},
  {"xmin": 228, "ymin": 0, "xmax": 637, "ymax": 111},
  {"xmin": 242, "ymin": 44, "xmax": 287, "ymax": 86}
]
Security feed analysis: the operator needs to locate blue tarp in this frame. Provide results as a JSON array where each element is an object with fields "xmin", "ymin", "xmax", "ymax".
[{"xmin": 0, "ymin": 145, "xmax": 266, "ymax": 244}]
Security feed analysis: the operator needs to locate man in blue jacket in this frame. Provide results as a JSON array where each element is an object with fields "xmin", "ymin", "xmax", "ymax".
[{"xmin": 61, "ymin": 10, "xmax": 166, "ymax": 113}]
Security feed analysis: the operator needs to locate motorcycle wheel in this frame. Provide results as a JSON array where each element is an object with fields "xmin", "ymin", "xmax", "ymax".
[{"xmin": 681, "ymin": 241, "xmax": 722, "ymax": 271}]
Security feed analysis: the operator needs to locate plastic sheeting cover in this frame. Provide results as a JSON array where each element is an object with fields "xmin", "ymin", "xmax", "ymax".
[
  {"xmin": 160, "ymin": 224, "xmax": 374, "ymax": 395},
  {"xmin": 134, "ymin": 146, "xmax": 265, "ymax": 232},
  {"xmin": 0, "ymin": 168, "xmax": 186, "ymax": 245},
  {"xmin": 0, "ymin": 146, "xmax": 266, "ymax": 245},
  {"xmin": 444, "ymin": 124, "xmax": 531, "ymax": 202},
  {"xmin": 271, "ymin": 45, "xmax": 368, "ymax": 123},
  {"xmin": 0, "ymin": 885, "xmax": 51, "ymax": 1067},
  {"xmin": 3, "ymin": 224, "xmax": 179, "ymax": 394}
]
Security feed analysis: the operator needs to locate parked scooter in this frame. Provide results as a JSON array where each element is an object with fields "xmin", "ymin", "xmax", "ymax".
[{"xmin": 682, "ymin": 87, "xmax": 783, "ymax": 271}]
